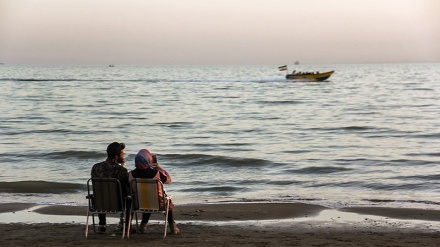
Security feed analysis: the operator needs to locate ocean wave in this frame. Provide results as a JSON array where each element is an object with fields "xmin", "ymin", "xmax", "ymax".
[
  {"xmin": 411, "ymin": 133, "xmax": 440, "ymax": 139},
  {"xmin": 2, "ymin": 151, "xmax": 270, "ymax": 167},
  {"xmin": 363, "ymin": 182, "xmax": 431, "ymax": 191},
  {"xmin": 264, "ymin": 180, "xmax": 302, "ymax": 186},
  {"xmin": 391, "ymin": 174, "xmax": 440, "ymax": 181},
  {"xmin": 179, "ymin": 186, "xmax": 249, "ymax": 195},
  {"xmin": 283, "ymin": 150, "xmax": 314, "ymax": 154},
  {"xmin": 257, "ymin": 100, "xmax": 304, "ymax": 105},
  {"xmin": 307, "ymin": 127, "xmax": 426, "ymax": 138},
  {"xmin": 420, "ymin": 152, "xmax": 440, "ymax": 157},
  {"xmin": 309, "ymin": 126, "xmax": 378, "ymax": 132},
  {"xmin": 364, "ymin": 199, "xmax": 440, "ymax": 205},
  {"xmin": 0, "ymin": 78, "xmax": 81, "ymax": 82},
  {"xmin": 307, "ymin": 180, "xmax": 436, "ymax": 191},
  {"xmin": 41, "ymin": 150, "xmax": 104, "ymax": 160},
  {"xmin": 3, "ymin": 129, "xmax": 110, "ymax": 136},
  {"xmin": 286, "ymin": 166, "xmax": 352, "ymax": 174},
  {"xmin": 165, "ymin": 153, "xmax": 271, "ymax": 168},
  {"xmin": 307, "ymin": 181, "xmax": 360, "ymax": 188},
  {"xmin": 385, "ymin": 159, "xmax": 437, "ymax": 166},
  {"xmin": 0, "ymin": 181, "xmax": 85, "ymax": 193},
  {"xmin": 3, "ymin": 150, "xmax": 103, "ymax": 160}
]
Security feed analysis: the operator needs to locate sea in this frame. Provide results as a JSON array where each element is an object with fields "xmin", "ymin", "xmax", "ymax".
[{"xmin": 0, "ymin": 63, "xmax": 439, "ymax": 210}]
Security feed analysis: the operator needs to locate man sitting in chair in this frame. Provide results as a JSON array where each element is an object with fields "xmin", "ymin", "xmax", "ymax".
[
  {"xmin": 128, "ymin": 148, "xmax": 180, "ymax": 234},
  {"xmin": 91, "ymin": 142, "xmax": 129, "ymax": 233}
]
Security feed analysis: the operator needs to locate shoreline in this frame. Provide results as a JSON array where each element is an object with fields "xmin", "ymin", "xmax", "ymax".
[
  {"xmin": 2, "ymin": 202, "xmax": 440, "ymax": 222},
  {"xmin": 0, "ymin": 203, "xmax": 440, "ymax": 247},
  {"xmin": 1, "ymin": 202, "xmax": 440, "ymax": 246}
]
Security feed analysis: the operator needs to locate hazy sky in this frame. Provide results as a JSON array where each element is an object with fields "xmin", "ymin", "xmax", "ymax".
[{"xmin": 1, "ymin": 0, "xmax": 439, "ymax": 65}]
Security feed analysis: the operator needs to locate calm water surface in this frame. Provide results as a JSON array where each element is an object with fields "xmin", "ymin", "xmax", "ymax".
[{"xmin": 0, "ymin": 63, "xmax": 439, "ymax": 209}]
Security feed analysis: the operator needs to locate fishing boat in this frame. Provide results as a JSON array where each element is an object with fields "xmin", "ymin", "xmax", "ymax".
[{"xmin": 286, "ymin": 70, "xmax": 334, "ymax": 81}]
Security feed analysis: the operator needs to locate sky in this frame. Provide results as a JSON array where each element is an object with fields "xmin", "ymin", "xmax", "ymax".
[{"xmin": 0, "ymin": 0, "xmax": 439, "ymax": 65}]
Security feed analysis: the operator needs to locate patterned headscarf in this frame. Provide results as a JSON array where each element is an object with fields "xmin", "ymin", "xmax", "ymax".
[{"xmin": 134, "ymin": 148, "xmax": 154, "ymax": 169}]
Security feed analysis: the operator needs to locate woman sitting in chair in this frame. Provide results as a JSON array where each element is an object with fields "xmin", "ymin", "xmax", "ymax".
[{"xmin": 128, "ymin": 148, "xmax": 180, "ymax": 234}]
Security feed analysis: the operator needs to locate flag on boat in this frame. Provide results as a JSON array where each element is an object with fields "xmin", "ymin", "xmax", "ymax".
[{"xmin": 278, "ymin": 65, "xmax": 287, "ymax": 71}]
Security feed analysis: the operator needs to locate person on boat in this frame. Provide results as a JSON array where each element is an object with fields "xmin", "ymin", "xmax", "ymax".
[
  {"xmin": 128, "ymin": 148, "xmax": 180, "ymax": 235},
  {"xmin": 91, "ymin": 142, "xmax": 129, "ymax": 234}
]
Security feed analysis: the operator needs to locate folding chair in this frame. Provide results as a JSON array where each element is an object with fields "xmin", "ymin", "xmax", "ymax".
[
  {"xmin": 127, "ymin": 178, "xmax": 172, "ymax": 238},
  {"xmin": 85, "ymin": 177, "xmax": 129, "ymax": 239}
]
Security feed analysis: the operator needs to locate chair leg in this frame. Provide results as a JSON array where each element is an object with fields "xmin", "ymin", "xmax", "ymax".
[
  {"xmin": 121, "ymin": 207, "xmax": 126, "ymax": 239},
  {"xmin": 164, "ymin": 200, "xmax": 170, "ymax": 239},
  {"xmin": 85, "ymin": 211, "xmax": 90, "ymax": 238},
  {"xmin": 122, "ymin": 220, "xmax": 126, "ymax": 239},
  {"xmin": 92, "ymin": 214, "xmax": 96, "ymax": 234},
  {"xmin": 127, "ymin": 212, "xmax": 133, "ymax": 238},
  {"xmin": 135, "ymin": 212, "xmax": 139, "ymax": 233}
]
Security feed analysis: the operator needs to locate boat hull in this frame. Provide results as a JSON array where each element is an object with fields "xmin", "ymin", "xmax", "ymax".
[{"xmin": 286, "ymin": 70, "xmax": 334, "ymax": 82}]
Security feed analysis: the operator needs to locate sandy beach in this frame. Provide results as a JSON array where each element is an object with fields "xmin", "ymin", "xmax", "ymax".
[{"xmin": 1, "ymin": 203, "xmax": 440, "ymax": 246}]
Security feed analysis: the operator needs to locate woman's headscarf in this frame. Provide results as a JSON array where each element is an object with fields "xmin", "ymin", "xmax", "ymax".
[{"xmin": 134, "ymin": 148, "xmax": 154, "ymax": 169}]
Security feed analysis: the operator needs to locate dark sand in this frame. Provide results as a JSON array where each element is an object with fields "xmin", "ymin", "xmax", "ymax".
[{"xmin": 1, "ymin": 203, "xmax": 440, "ymax": 246}]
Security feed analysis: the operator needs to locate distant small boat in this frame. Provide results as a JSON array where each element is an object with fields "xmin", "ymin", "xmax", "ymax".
[
  {"xmin": 294, "ymin": 61, "xmax": 300, "ymax": 65},
  {"xmin": 286, "ymin": 70, "xmax": 334, "ymax": 82},
  {"xmin": 108, "ymin": 64, "xmax": 114, "ymax": 67}
]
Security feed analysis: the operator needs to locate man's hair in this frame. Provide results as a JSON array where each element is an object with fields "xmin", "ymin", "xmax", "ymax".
[{"xmin": 106, "ymin": 142, "xmax": 125, "ymax": 158}]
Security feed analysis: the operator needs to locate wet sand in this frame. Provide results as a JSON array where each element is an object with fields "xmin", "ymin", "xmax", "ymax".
[{"xmin": 1, "ymin": 203, "xmax": 440, "ymax": 246}]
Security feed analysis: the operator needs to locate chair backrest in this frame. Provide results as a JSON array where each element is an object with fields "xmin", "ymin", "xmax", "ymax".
[
  {"xmin": 131, "ymin": 178, "xmax": 165, "ymax": 211},
  {"xmin": 88, "ymin": 178, "xmax": 124, "ymax": 212}
]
